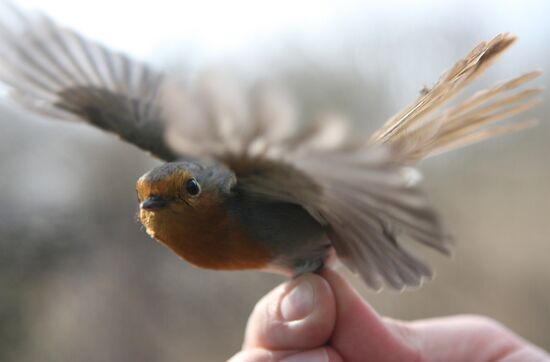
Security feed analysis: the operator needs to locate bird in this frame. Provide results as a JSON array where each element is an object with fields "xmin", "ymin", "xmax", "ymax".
[{"xmin": 0, "ymin": 3, "xmax": 542, "ymax": 290}]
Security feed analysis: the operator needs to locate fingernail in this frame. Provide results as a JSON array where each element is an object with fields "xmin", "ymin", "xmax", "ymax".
[
  {"xmin": 280, "ymin": 280, "xmax": 315, "ymax": 321},
  {"xmin": 279, "ymin": 348, "xmax": 328, "ymax": 362}
]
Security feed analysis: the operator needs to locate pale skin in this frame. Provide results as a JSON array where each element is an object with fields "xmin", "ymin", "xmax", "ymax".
[{"xmin": 229, "ymin": 269, "xmax": 550, "ymax": 362}]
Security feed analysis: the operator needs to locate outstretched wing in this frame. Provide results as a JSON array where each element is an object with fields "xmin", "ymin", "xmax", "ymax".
[
  {"xmin": 211, "ymin": 34, "xmax": 539, "ymax": 290},
  {"xmin": 0, "ymin": 3, "xmax": 178, "ymax": 161},
  {"xmin": 296, "ymin": 34, "xmax": 540, "ymax": 289}
]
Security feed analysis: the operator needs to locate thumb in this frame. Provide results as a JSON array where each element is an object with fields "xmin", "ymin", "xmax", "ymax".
[{"xmin": 243, "ymin": 273, "xmax": 336, "ymax": 351}]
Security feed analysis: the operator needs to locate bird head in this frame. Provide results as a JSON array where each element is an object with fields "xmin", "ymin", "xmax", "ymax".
[{"xmin": 135, "ymin": 161, "xmax": 236, "ymax": 242}]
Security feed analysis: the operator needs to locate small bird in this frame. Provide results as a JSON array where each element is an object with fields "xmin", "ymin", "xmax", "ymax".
[{"xmin": 0, "ymin": 4, "xmax": 542, "ymax": 290}]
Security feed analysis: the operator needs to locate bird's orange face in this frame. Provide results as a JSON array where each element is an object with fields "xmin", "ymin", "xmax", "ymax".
[
  {"xmin": 136, "ymin": 168, "xmax": 213, "ymax": 247},
  {"xmin": 135, "ymin": 163, "xmax": 272, "ymax": 270},
  {"xmin": 136, "ymin": 168, "xmax": 202, "ymax": 214}
]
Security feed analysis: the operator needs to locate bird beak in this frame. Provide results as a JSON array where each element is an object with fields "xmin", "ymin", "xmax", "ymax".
[{"xmin": 140, "ymin": 196, "xmax": 168, "ymax": 210}]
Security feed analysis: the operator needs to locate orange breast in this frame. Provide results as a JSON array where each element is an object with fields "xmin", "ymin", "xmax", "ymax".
[{"xmin": 140, "ymin": 194, "xmax": 272, "ymax": 270}]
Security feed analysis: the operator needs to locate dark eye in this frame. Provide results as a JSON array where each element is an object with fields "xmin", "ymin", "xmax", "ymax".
[{"xmin": 185, "ymin": 178, "xmax": 201, "ymax": 197}]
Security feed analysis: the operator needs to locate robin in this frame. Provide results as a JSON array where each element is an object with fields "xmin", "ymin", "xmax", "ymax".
[{"xmin": 0, "ymin": 5, "xmax": 541, "ymax": 290}]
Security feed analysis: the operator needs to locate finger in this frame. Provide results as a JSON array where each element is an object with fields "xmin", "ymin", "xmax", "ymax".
[
  {"xmin": 410, "ymin": 315, "xmax": 550, "ymax": 362},
  {"xmin": 321, "ymin": 269, "xmax": 419, "ymax": 362},
  {"xmin": 500, "ymin": 346, "xmax": 550, "ymax": 362},
  {"xmin": 228, "ymin": 347, "xmax": 343, "ymax": 362},
  {"xmin": 228, "ymin": 349, "xmax": 274, "ymax": 362},
  {"xmin": 243, "ymin": 273, "xmax": 336, "ymax": 351},
  {"xmin": 277, "ymin": 347, "xmax": 343, "ymax": 362}
]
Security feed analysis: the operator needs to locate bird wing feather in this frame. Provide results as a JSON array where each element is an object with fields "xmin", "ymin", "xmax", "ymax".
[
  {"xmin": 0, "ymin": 2, "xmax": 178, "ymax": 160},
  {"xmin": 293, "ymin": 147, "xmax": 450, "ymax": 290},
  {"xmin": 368, "ymin": 34, "xmax": 541, "ymax": 162}
]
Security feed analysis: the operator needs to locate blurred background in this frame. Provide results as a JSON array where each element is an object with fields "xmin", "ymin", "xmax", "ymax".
[{"xmin": 0, "ymin": 0, "xmax": 549, "ymax": 360}]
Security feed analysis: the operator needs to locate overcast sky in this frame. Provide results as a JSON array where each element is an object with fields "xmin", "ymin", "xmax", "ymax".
[{"xmin": 12, "ymin": 0, "xmax": 549, "ymax": 66}]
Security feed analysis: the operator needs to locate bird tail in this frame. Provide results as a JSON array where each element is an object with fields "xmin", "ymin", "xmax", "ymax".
[{"xmin": 368, "ymin": 34, "xmax": 542, "ymax": 162}]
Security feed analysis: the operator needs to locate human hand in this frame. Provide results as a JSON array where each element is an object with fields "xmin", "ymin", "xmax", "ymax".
[{"xmin": 229, "ymin": 269, "xmax": 549, "ymax": 362}]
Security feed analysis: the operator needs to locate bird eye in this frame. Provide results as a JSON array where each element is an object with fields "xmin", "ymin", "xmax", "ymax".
[{"xmin": 185, "ymin": 178, "xmax": 201, "ymax": 197}]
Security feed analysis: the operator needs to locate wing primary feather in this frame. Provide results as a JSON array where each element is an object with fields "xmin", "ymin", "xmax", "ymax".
[
  {"xmin": 0, "ymin": 3, "xmax": 180, "ymax": 161},
  {"xmin": 6, "ymin": 10, "xmax": 78, "ymax": 87},
  {"xmin": 42, "ymin": 17, "xmax": 95, "ymax": 85},
  {"xmin": 0, "ymin": 25, "xmax": 62, "ymax": 93},
  {"xmin": 369, "ymin": 34, "xmax": 540, "ymax": 163}
]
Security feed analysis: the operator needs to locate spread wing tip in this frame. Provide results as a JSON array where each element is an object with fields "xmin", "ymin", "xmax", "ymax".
[{"xmin": 369, "ymin": 34, "xmax": 541, "ymax": 163}]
